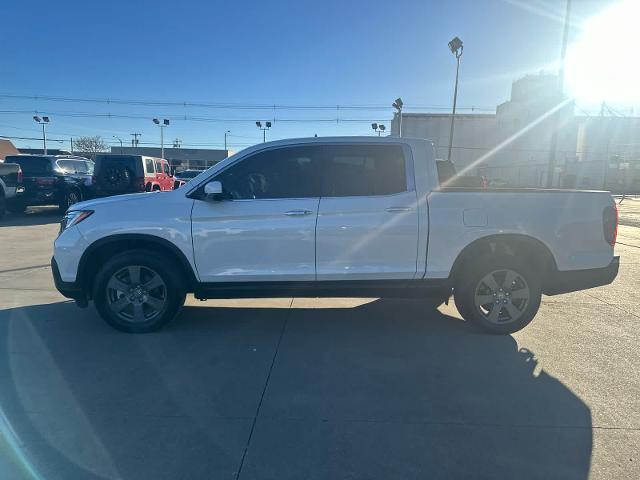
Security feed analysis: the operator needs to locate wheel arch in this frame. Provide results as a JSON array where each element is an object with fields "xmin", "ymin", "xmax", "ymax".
[
  {"xmin": 450, "ymin": 234, "xmax": 558, "ymax": 288},
  {"xmin": 78, "ymin": 234, "xmax": 198, "ymax": 298}
]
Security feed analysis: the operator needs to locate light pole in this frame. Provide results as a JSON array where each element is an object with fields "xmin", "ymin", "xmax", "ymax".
[
  {"xmin": 371, "ymin": 123, "xmax": 386, "ymax": 136},
  {"xmin": 153, "ymin": 118, "xmax": 170, "ymax": 158},
  {"xmin": 113, "ymin": 135, "xmax": 123, "ymax": 148},
  {"xmin": 392, "ymin": 98, "xmax": 403, "ymax": 137},
  {"xmin": 256, "ymin": 121, "xmax": 271, "ymax": 142},
  {"xmin": 447, "ymin": 36, "xmax": 464, "ymax": 163},
  {"xmin": 224, "ymin": 130, "xmax": 230, "ymax": 151},
  {"xmin": 33, "ymin": 115, "xmax": 50, "ymax": 155}
]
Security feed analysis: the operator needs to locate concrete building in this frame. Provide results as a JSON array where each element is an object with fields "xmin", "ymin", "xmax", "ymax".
[
  {"xmin": 109, "ymin": 146, "xmax": 229, "ymax": 170},
  {"xmin": 392, "ymin": 73, "xmax": 640, "ymax": 192}
]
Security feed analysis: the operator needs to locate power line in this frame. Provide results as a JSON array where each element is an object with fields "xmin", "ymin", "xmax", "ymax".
[
  {"xmin": 0, "ymin": 109, "xmax": 397, "ymax": 123},
  {"xmin": 0, "ymin": 93, "xmax": 495, "ymax": 112}
]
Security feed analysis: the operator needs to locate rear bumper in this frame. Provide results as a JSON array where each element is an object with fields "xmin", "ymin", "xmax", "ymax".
[
  {"xmin": 51, "ymin": 257, "xmax": 86, "ymax": 301},
  {"xmin": 544, "ymin": 256, "xmax": 620, "ymax": 295}
]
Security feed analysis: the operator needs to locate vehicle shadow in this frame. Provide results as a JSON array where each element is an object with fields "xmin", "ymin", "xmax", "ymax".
[
  {"xmin": 0, "ymin": 299, "xmax": 592, "ymax": 480},
  {"xmin": 0, "ymin": 207, "xmax": 60, "ymax": 227}
]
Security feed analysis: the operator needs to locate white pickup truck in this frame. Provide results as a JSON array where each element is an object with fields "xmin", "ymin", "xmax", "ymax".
[{"xmin": 52, "ymin": 137, "xmax": 619, "ymax": 334}]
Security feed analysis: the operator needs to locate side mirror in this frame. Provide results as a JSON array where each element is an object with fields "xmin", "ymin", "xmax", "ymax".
[{"xmin": 204, "ymin": 180, "xmax": 223, "ymax": 199}]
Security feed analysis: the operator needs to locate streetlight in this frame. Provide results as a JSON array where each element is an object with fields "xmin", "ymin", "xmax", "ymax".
[
  {"xmin": 113, "ymin": 135, "xmax": 123, "ymax": 148},
  {"xmin": 392, "ymin": 98, "xmax": 403, "ymax": 137},
  {"xmin": 447, "ymin": 36, "xmax": 464, "ymax": 163},
  {"xmin": 153, "ymin": 118, "xmax": 170, "ymax": 158},
  {"xmin": 224, "ymin": 130, "xmax": 231, "ymax": 151},
  {"xmin": 371, "ymin": 123, "xmax": 386, "ymax": 136},
  {"xmin": 33, "ymin": 115, "xmax": 50, "ymax": 155},
  {"xmin": 256, "ymin": 121, "xmax": 271, "ymax": 142}
]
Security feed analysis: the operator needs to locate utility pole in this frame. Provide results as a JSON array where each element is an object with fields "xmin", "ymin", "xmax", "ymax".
[
  {"xmin": 224, "ymin": 130, "xmax": 230, "ymax": 151},
  {"xmin": 130, "ymin": 132, "xmax": 141, "ymax": 147},
  {"xmin": 545, "ymin": 0, "xmax": 572, "ymax": 188},
  {"xmin": 70, "ymin": 137, "xmax": 73, "ymax": 153},
  {"xmin": 172, "ymin": 138, "xmax": 182, "ymax": 148}
]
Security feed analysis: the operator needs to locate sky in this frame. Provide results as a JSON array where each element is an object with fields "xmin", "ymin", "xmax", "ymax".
[{"xmin": 0, "ymin": 0, "xmax": 618, "ymax": 152}]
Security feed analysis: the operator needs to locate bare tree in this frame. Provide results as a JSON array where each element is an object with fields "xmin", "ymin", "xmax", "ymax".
[{"xmin": 73, "ymin": 136, "xmax": 108, "ymax": 159}]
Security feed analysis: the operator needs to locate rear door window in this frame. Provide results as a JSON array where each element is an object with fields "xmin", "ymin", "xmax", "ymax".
[
  {"xmin": 155, "ymin": 160, "xmax": 162, "ymax": 174},
  {"xmin": 145, "ymin": 159, "xmax": 155, "ymax": 174},
  {"xmin": 320, "ymin": 144, "xmax": 407, "ymax": 197}
]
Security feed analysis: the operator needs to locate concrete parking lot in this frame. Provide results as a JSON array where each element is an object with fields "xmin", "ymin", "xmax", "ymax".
[{"xmin": 0, "ymin": 206, "xmax": 638, "ymax": 479}]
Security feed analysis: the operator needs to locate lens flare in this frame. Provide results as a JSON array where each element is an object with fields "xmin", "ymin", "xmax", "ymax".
[{"xmin": 565, "ymin": 0, "xmax": 640, "ymax": 104}]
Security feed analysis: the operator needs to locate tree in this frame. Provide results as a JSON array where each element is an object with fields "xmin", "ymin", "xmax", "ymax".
[{"xmin": 73, "ymin": 136, "xmax": 108, "ymax": 159}]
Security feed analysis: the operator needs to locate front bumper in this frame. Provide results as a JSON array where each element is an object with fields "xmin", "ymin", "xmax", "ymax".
[
  {"xmin": 51, "ymin": 257, "xmax": 86, "ymax": 303},
  {"xmin": 544, "ymin": 256, "xmax": 620, "ymax": 295}
]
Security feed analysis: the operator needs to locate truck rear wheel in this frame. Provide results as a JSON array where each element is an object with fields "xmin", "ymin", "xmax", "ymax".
[
  {"xmin": 454, "ymin": 256, "xmax": 541, "ymax": 334},
  {"xmin": 93, "ymin": 250, "xmax": 186, "ymax": 333}
]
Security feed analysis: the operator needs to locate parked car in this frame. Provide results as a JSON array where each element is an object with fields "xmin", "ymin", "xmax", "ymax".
[
  {"xmin": 173, "ymin": 169, "xmax": 204, "ymax": 189},
  {"xmin": 4, "ymin": 155, "xmax": 94, "ymax": 213},
  {"xmin": 0, "ymin": 160, "xmax": 24, "ymax": 218},
  {"xmin": 52, "ymin": 137, "xmax": 619, "ymax": 334},
  {"xmin": 93, "ymin": 154, "xmax": 174, "ymax": 196}
]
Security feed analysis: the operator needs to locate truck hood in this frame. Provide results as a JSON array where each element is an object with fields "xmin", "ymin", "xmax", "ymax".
[{"xmin": 70, "ymin": 192, "xmax": 166, "ymax": 211}]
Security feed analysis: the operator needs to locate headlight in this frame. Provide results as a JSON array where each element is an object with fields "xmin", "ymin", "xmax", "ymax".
[{"xmin": 60, "ymin": 210, "xmax": 93, "ymax": 234}]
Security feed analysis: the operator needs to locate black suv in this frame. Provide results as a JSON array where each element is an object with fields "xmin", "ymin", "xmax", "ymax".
[{"xmin": 5, "ymin": 155, "xmax": 95, "ymax": 213}]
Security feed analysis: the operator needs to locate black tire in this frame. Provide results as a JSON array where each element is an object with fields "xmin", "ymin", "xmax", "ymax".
[
  {"xmin": 59, "ymin": 189, "xmax": 82, "ymax": 213},
  {"xmin": 93, "ymin": 250, "xmax": 186, "ymax": 333},
  {"xmin": 454, "ymin": 255, "xmax": 541, "ymax": 334}
]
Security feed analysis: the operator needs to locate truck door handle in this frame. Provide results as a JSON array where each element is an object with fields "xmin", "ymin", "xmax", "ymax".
[
  {"xmin": 385, "ymin": 206, "xmax": 412, "ymax": 213},
  {"xmin": 284, "ymin": 209, "xmax": 313, "ymax": 216}
]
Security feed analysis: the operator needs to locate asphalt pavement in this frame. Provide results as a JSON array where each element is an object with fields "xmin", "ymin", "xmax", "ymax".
[{"xmin": 0, "ymin": 206, "xmax": 638, "ymax": 479}]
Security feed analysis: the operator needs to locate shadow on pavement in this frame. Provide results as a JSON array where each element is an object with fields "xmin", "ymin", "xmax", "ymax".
[
  {"xmin": 0, "ymin": 207, "xmax": 60, "ymax": 227},
  {"xmin": 0, "ymin": 299, "xmax": 592, "ymax": 479}
]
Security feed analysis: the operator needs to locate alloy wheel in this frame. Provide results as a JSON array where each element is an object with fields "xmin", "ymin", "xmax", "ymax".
[
  {"xmin": 106, "ymin": 265, "xmax": 167, "ymax": 323},
  {"xmin": 473, "ymin": 269, "xmax": 531, "ymax": 324}
]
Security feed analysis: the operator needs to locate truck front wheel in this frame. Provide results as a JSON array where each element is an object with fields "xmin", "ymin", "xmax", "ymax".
[
  {"xmin": 93, "ymin": 250, "xmax": 186, "ymax": 333},
  {"xmin": 454, "ymin": 256, "xmax": 541, "ymax": 334}
]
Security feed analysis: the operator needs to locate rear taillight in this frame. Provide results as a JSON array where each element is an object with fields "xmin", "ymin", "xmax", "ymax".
[
  {"xmin": 603, "ymin": 204, "xmax": 618, "ymax": 247},
  {"xmin": 17, "ymin": 167, "xmax": 23, "ymax": 183}
]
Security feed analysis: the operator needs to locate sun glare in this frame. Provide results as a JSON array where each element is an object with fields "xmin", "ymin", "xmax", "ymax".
[{"xmin": 565, "ymin": 0, "xmax": 640, "ymax": 104}]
